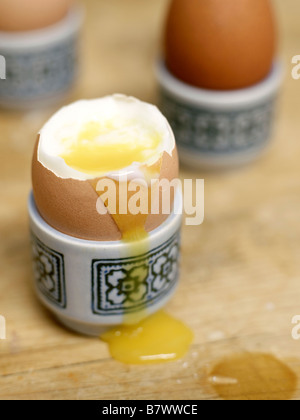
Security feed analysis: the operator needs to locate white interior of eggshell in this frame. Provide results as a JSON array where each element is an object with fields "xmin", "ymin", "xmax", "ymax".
[{"xmin": 38, "ymin": 94, "xmax": 176, "ymax": 181}]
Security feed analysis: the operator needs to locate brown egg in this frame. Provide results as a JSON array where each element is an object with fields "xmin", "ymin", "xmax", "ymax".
[
  {"xmin": 32, "ymin": 130, "xmax": 179, "ymax": 242},
  {"xmin": 0, "ymin": 0, "xmax": 73, "ymax": 32},
  {"xmin": 164, "ymin": 0, "xmax": 276, "ymax": 90}
]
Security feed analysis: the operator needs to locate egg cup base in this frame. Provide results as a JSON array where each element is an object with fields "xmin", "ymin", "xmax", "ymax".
[
  {"xmin": 0, "ymin": 87, "xmax": 74, "ymax": 111},
  {"xmin": 178, "ymin": 141, "xmax": 270, "ymax": 171},
  {"xmin": 156, "ymin": 60, "xmax": 283, "ymax": 170},
  {"xmin": 28, "ymin": 191, "xmax": 182, "ymax": 336},
  {"xmin": 54, "ymin": 314, "xmax": 110, "ymax": 337}
]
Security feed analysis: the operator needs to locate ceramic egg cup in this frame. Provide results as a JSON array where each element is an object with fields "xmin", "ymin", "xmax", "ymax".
[
  {"xmin": 0, "ymin": 5, "xmax": 83, "ymax": 110},
  {"xmin": 156, "ymin": 60, "xmax": 283, "ymax": 170},
  {"xmin": 28, "ymin": 190, "xmax": 183, "ymax": 336}
]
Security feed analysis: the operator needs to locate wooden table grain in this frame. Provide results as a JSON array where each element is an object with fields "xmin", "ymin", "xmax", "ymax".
[{"xmin": 1, "ymin": 0, "xmax": 300, "ymax": 400}]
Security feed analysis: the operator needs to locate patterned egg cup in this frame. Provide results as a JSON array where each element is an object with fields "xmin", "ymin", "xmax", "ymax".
[
  {"xmin": 28, "ymin": 191, "xmax": 183, "ymax": 336},
  {"xmin": 0, "ymin": 6, "xmax": 83, "ymax": 110},
  {"xmin": 156, "ymin": 60, "xmax": 283, "ymax": 170}
]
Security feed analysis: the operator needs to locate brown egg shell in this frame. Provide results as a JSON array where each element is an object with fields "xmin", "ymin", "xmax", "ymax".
[
  {"xmin": 0, "ymin": 0, "xmax": 73, "ymax": 32},
  {"xmin": 165, "ymin": 0, "xmax": 277, "ymax": 90},
  {"xmin": 32, "ymin": 137, "xmax": 179, "ymax": 242}
]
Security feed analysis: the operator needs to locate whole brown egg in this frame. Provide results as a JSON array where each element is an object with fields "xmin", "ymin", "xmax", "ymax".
[
  {"xmin": 0, "ymin": 0, "xmax": 73, "ymax": 32},
  {"xmin": 164, "ymin": 0, "xmax": 277, "ymax": 90}
]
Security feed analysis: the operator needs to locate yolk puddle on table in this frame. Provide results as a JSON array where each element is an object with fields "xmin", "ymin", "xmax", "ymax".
[
  {"xmin": 60, "ymin": 120, "xmax": 194, "ymax": 364},
  {"xmin": 209, "ymin": 353, "xmax": 297, "ymax": 401},
  {"xmin": 101, "ymin": 311, "xmax": 194, "ymax": 365}
]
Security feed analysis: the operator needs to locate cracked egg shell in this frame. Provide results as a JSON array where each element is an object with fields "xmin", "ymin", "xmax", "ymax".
[
  {"xmin": 32, "ymin": 142, "xmax": 178, "ymax": 241},
  {"xmin": 31, "ymin": 96, "xmax": 179, "ymax": 242}
]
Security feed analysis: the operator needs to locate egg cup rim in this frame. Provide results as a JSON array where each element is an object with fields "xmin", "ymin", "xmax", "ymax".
[
  {"xmin": 28, "ymin": 189, "xmax": 183, "ymax": 250},
  {"xmin": 0, "ymin": 3, "xmax": 84, "ymax": 50},
  {"xmin": 156, "ymin": 59, "xmax": 283, "ymax": 110}
]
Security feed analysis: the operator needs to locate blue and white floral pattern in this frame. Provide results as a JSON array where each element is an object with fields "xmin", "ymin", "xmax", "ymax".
[
  {"xmin": 160, "ymin": 90, "xmax": 275, "ymax": 155},
  {"xmin": 31, "ymin": 234, "xmax": 66, "ymax": 309},
  {"xmin": 0, "ymin": 36, "xmax": 78, "ymax": 101},
  {"xmin": 92, "ymin": 231, "xmax": 180, "ymax": 316}
]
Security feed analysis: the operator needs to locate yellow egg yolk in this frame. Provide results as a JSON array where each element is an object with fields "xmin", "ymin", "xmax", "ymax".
[
  {"xmin": 59, "ymin": 121, "xmax": 162, "ymax": 177},
  {"xmin": 60, "ymin": 120, "xmax": 193, "ymax": 365},
  {"xmin": 101, "ymin": 311, "xmax": 194, "ymax": 365}
]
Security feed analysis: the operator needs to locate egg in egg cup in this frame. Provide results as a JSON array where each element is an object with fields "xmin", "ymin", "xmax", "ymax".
[
  {"xmin": 157, "ymin": 0, "xmax": 283, "ymax": 170},
  {"xmin": 0, "ymin": 2, "xmax": 83, "ymax": 109},
  {"xmin": 28, "ymin": 95, "xmax": 183, "ymax": 336}
]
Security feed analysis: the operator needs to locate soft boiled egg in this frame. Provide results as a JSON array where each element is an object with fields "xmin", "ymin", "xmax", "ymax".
[
  {"xmin": 32, "ymin": 95, "xmax": 193, "ymax": 365},
  {"xmin": 164, "ymin": 0, "xmax": 276, "ymax": 90},
  {"xmin": 32, "ymin": 94, "xmax": 179, "ymax": 242},
  {"xmin": 0, "ymin": 0, "xmax": 73, "ymax": 32}
]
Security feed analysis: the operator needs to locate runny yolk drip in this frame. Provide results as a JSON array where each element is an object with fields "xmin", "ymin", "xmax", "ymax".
[
  {"xmin": 60, "ymin": 120, "xmax": 193, "ymax": 364},
  {"xmin": 101, "ymin": 311, "xmax": 194, "ymax": 365},
  {"xmin": 59, "ymin": 121, "xmax": 162, "ymax": 177},
  {"xmin": 89, "ymin": 176, "xmax": 151, "ymax": 322}
]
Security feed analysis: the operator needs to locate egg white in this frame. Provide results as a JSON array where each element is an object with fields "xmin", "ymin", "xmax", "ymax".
[{"xmin": 38, "ymin": 94, "xmax": 176, "ymax": 181}]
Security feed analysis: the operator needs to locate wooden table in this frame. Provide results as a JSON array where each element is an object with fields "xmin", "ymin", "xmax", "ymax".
[{"xmin": 1, "ymin": 0, "xmax": 300, "ymax": 400}]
